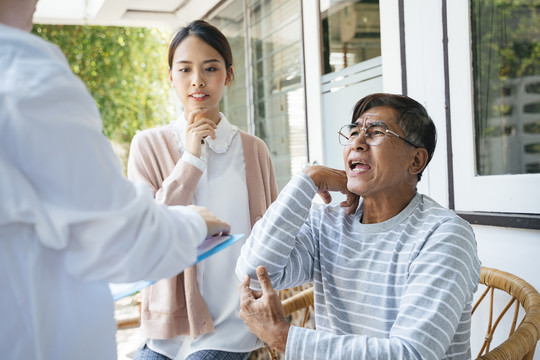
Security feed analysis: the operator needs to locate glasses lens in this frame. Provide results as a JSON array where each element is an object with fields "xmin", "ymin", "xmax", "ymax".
[
  {"xmin": 365, "ymin": 124, "xmax": 387, "ymax": 146},
  {"xmin": 338, "ymin": 124, "xmax": 358, "ymax": 145}
]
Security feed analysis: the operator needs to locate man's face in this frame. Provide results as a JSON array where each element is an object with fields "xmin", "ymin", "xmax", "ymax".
[{"xmin": 343, "ymin": 106, "xmax": 416, "ymax": 199}]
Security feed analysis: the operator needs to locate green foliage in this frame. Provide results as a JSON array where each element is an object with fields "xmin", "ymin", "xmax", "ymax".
[
  {"xmin": 472, "ymin": 0, "xmax": 540, "ymax": 120},
  {"xmin": 472, "ymin": 1, "xmax": 540, "ymax": 175},
  {"xmin": 32, "ymin": 25, "xmax": 173, "ymax": 144}
]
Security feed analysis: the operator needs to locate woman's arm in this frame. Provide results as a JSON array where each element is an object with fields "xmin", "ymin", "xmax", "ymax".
[{"xmin": 127, "ymin": 129, "xmax": 203, "ymax": 206}]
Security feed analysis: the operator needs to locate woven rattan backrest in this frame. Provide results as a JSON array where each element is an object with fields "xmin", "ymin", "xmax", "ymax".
[
  {"xmin": 282, "ymin": 286, "xmax": 314, "ymax": 326},
  {"xmin": 472, "ymin": 267, "xmax": 540, "ymax": 360}
]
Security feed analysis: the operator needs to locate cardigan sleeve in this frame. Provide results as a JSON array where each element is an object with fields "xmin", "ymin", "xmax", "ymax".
[
  {"xmin": 240, "ymin": 131, "xmax": 279, "ymax": 227},
  {"xmin": 127, "ymin": 128, "xmax": 203, "ymax": 206}
]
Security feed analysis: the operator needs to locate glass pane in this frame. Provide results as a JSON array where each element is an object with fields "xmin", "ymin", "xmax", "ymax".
[
  {"xmin": 210, "ymin": 0, "xmax": 249, "ymax": 132},
  {"xmin": 320, "ymin": 0, "xmax": 381, "ymax": 74},
  {"xmin": 249, "ymin": 0, "xmax": 308, "ymax": 189},
  {"xmin": 472, "ymin": 0, "xmax": 540, "ymax": 175}
]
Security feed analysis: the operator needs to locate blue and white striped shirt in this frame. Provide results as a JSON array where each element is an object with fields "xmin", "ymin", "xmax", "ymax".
[{"xmin": 236, "ymin": 173, "xmax": 481, "ymax": 359}]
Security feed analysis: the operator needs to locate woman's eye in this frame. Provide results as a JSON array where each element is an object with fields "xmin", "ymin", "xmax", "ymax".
[
  {"xmin": 205, "ymin": 67, "xmax": 217, "ymax": 72},
  {"xmin": 178, "ymin": 68, "xmax": 190, "ymax": 73},
  {"xmin": 350, "ymin": 130, "xmax": 359, "ymax": 137}
]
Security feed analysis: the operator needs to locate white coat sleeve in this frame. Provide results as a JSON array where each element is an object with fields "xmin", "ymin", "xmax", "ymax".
[{"xmin": 0, "ymin": 40, "xmax": 206, "ymax": 283}]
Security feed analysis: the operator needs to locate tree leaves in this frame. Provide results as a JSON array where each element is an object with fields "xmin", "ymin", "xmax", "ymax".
[{"xmin": 32, "ymin": 25, "xmax": 173, "ymax": 145}]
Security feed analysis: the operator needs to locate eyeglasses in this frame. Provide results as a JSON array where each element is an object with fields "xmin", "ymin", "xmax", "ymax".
[{"xmin": 338, "ymin": 122, "xmax": 419, "ymax": 148}]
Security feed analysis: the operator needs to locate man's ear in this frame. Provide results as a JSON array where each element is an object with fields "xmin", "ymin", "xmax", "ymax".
[{"xmin": 409, "ymin": 148, "xmax": 429, "ymax": 175}]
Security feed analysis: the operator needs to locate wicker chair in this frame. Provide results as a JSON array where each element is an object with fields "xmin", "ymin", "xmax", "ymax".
[
  {"xmin": 269, "ymin": 267, "xmax": 540, "ymax": 360},
  {"xmin": 473, "ymin": 267, "xmax": 540, "ymax": 359}
]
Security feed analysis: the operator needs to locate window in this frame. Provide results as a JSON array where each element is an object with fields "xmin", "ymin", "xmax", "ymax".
[
  {"xmin": 446, "ymin": 0, "xmax": 540, "ymax": 215},
  {"xmin": 319, "ymin": 0, "xmax": 382, "ymax": 172},
  {"xmin": 210, "ymin": 0, "xmax": 308, "ymax": 190},
  {"xmin": 320, "ymin": 0, "xmax": 381, "ymax": 74},
  {"xmin": 471, "ymin": 0, "xmax": 540, "ymax": 176},
  {"xmin": 210, "ymin": 0, "xmax": 249, "ymax": 132},
  {"xmin": 248, "ymin": 0, "xmax": 308, "ymax": 188}
]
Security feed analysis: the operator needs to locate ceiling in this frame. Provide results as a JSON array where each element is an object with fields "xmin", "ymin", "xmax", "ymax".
[{"xmin": 33, "ymin": 0, "xmax": 224, "ymax": 29}]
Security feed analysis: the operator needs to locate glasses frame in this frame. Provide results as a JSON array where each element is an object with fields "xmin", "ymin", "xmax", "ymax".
[{"xmin": 338, "ymin": 123, "xmax": 419, "ymax": 148}]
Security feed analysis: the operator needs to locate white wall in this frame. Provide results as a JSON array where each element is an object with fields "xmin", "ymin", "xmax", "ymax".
[
  {"xmin": 471, "ymin": 225, "xmax": 540, "ymax": 359},
  {"xmin": 321, "ymin": 59, "xmax": 383, "ymax": 172}
]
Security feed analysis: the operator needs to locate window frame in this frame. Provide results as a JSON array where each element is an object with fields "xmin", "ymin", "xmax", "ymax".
[{"xmin": 444, "ymin": 0, "xmax": 540, "ymax": 228}]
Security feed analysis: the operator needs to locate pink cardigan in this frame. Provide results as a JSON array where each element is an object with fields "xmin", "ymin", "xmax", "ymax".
[{"xmin": 127, "ymin": 124, "xmax": 278, "ymax": 339}]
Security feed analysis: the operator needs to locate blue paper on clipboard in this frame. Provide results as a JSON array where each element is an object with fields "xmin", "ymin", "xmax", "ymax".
[
  {"xmin": 109, "ymin": 234, "xmax": 244, "ymax": 301},
  {"xmin": 195, "ymin": 233, "xmax": 244, "ymax": 262}
]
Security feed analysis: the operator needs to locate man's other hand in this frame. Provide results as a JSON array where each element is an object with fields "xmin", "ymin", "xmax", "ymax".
[{"xmin": 238, "ymin": 266, "xmax": 290, "ymax": 353}]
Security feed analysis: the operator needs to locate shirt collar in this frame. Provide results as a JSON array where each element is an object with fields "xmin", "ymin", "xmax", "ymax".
[{"xmin": 205, "ymin": 113, "xmax": 238, "ymax": 154}]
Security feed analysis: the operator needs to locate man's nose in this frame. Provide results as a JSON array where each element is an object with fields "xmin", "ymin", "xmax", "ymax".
[{"xmin": 350, "ymin": 128, "xmax": 368, "ymax": 150}]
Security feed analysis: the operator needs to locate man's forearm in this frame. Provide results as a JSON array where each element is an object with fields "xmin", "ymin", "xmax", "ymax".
[
  {"xmin": 268, "ymin": 321, "xmax": 290, "ymax": 353},
  {"xmin": 236, "ymin": 174, "xmax": 317, "ymax": 289}
]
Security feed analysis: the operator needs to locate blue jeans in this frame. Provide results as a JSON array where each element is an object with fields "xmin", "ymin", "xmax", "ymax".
[
  {"xmin": 133, "ymin": 345, "xmax": 172, "ymax": 360},
  {"xmin": 186, "ymin": 349, "xmax": 251, "ymax": 360},
  {"xmin": 133, "ymin": 345, "xmax": 251, "ymax": 360}
]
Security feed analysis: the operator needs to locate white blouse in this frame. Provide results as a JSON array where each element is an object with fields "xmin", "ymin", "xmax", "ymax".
[{"xmin": 147, "ymin": 113, "xmax": 259, "ymax": 358}]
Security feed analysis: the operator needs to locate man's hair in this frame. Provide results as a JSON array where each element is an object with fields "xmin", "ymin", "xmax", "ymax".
[{"xmin": 351, "ymin": 93, "xmax": 437, "ymax": 181}]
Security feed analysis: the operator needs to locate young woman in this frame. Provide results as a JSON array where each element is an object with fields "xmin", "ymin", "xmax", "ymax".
[{"xmin": 128, "ymin": 20, "xmax": 278, "ymax": 360}]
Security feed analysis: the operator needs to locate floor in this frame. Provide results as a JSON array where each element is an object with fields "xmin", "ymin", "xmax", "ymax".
[
  {"xmin": 113, "ymin": 295, "xmax": 278, "ymax": 360},
  {"xmin": 115, "ymin": 296, "xmax": 143, "ymax": 360}
]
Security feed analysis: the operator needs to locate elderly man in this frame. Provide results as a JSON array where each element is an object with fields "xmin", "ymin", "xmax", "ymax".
[{"xmin": 236, "ymin": 93, "xmax": 481, "ymax": 360}]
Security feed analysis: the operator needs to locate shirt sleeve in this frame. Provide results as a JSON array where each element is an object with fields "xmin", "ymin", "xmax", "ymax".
[
  {"xmin": 1, "ymin": 44, "xmax": 206, "ymax": 283},
  {"xmin": 236, "ymin": 173, "xmax": 319, "ymax": 290}
]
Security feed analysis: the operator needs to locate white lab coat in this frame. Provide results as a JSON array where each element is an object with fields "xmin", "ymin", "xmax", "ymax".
[{"xmin": 0, "ymin": 23, "xmax": 206, "ymax": 359}]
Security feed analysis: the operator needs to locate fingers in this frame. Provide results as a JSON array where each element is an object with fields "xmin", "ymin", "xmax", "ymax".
[
  {"xmin": 238, "ymin": 274, "xmax": 251, "ymax": 298},
  {"xmin": 186, "ymin": 108, "xmax": 217, "ymax": 135},
  {"xmin": 188, "ymin": 205, "xmax": 231, "ymax": 237},
  {"xmin": 238, "ymin": 276, "xmax": 250, "ymax": 320},
  {"xmin": 238, "ymin": 275, "xmax": 256, "ymax": 321},
  {"xmin": 347, "ymin": 195, "xmax": 360, "ymax": 215},
  {"xmin": 256, "ymin": 266, "xmax": 274, "ymax": 295},
  {"xmin": 206, "ymin": 218, "xmax": 230, "ymax": 237},
  {"xmin": 305, "ymin": 166, "xmax": 348, "ymax": 193},
  {"xmin": 317, "ymin": 189, "xmax": 332, "ymax": 204},
  {"xmin": 184, "ymin": 109, "xmax": 217, "ymax": 157},
  {"xmin": 186, "ymin": 108, "xmax": 208, "ymax": 125},
  {"xmin": 186, "ymin": 121, "xmax": 217, "ymax": 141}
]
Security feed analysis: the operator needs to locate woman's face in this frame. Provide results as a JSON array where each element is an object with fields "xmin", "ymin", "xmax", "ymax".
[{"xmin": 168, "ymin": 35, "xmax": 232, "ymax": 122}]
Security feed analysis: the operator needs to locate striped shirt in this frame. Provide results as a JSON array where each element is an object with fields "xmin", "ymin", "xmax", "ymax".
[{"xmin": 236, "ymin": 173, "xmax": 481, "ymax": 360}]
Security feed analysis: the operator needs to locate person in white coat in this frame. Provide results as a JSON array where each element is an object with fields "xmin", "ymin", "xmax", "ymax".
[{"xmin": 0, "ymin": 0, "xmax": 230, "ymax": 359}]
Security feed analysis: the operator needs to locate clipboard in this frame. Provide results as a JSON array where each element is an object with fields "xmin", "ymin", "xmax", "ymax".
[{"xmin": 109, "ymin": 234, "xmax": 244, "ymax": 301}]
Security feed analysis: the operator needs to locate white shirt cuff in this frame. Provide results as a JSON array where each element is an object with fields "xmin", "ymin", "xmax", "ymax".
[{"xmin": 182, "ymin": 151, "xmax": 206, "ymax": 172}]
